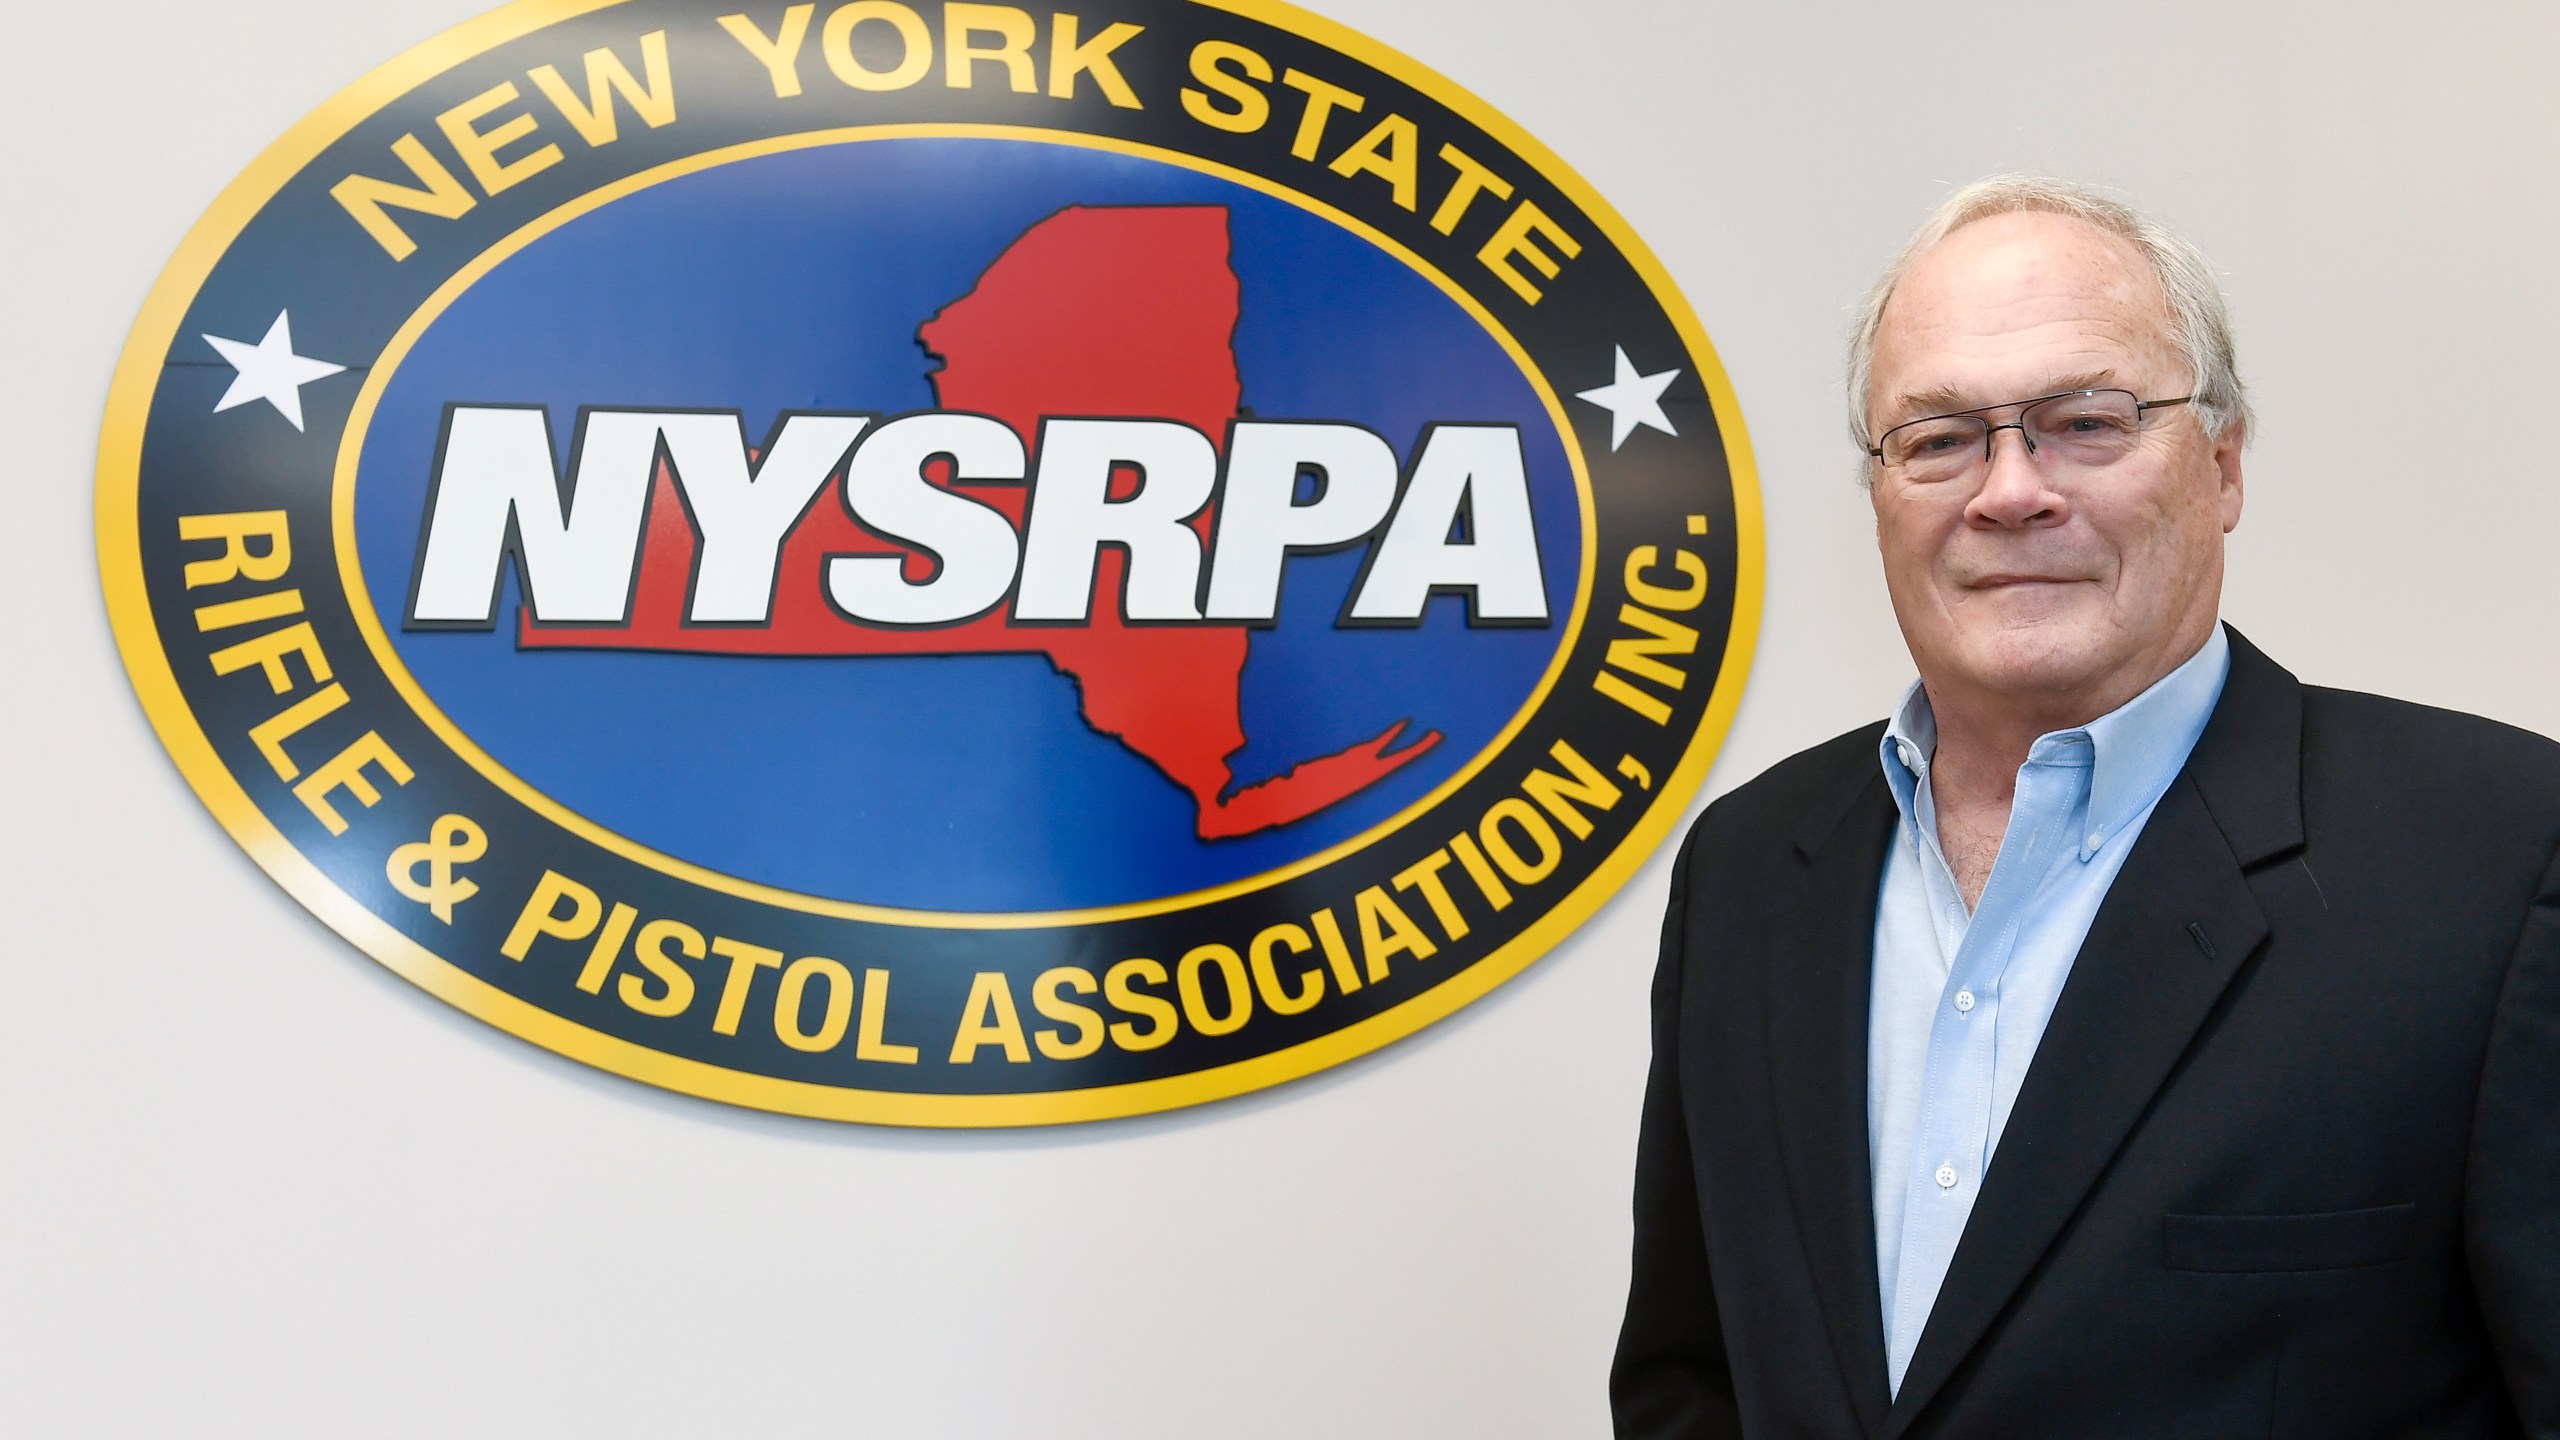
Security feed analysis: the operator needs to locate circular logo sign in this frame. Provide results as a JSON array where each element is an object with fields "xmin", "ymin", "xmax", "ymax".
[{"xmin": 99, "ymin": 0, "xmax": 1760, "ymax": 1124}]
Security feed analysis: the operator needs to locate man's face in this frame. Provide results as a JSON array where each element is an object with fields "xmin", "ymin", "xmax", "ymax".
[{"xmin": 1864, "ymin": 211, "xmax": 2244, "ymax": 721}]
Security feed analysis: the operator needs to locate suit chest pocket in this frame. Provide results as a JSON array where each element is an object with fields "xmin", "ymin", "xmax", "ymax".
[{"xmin": 2163, "ymin": 1202, "xmax": 2417, "ymax": 1273}]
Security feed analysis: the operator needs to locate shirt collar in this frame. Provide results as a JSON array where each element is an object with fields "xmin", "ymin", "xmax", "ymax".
[
  {"xmin": 1879, "ymin": 681, "xmax": 1939, "ymax": 827},
  {"xmin": 1879, "ymin": 624, "xmax": 2232, "ymax": 861}
]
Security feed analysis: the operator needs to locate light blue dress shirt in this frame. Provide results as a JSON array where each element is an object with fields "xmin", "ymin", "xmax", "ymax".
[{"xmin": 1868, "ymin": 625, "xmax": 2230, "ymax": 1395}]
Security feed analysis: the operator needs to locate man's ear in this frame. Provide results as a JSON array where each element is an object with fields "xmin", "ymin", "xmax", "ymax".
[{"xmin": 2213, "ymin": 424, "xmax": 2246, "ymax": 534}]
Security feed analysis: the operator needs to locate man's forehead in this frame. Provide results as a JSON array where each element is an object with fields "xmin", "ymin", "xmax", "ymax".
[
  {"xmin": 1904, "ymin": 210, "xmax": 2156, "ymax": 305},
  {"xmin": 1872, "ymin": 212, "xmax": 2177, "ymax": 413}
]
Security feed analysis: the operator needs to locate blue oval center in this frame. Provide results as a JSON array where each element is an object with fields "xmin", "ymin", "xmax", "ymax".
[{"xmin": 354, "ymin": 136, "xmax": 1579, "ymax": 912}]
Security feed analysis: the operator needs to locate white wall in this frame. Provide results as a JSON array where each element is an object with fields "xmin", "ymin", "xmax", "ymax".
[{"xmin": 6, "ymin": 2, "xmax": 2555, "ymax": 1435}]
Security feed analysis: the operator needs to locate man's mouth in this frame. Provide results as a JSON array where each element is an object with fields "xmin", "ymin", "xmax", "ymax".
[{"xmin": 1969, "ymin": 573, "xmax": 2084, "ymax": 589}]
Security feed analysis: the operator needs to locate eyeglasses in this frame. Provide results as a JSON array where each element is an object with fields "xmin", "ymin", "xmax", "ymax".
[{"xmin": 1867, "ymin": 389, "xmax": 2193, "ymax": 485}]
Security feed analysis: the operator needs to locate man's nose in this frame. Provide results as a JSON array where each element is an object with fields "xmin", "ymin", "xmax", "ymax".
[{"xmin": 1966, "ymin": 424, "xmax": 2064, "ymax": 527}]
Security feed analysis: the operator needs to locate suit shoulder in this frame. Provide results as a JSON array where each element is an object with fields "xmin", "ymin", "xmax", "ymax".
[
  {"xmin": 1677, "ymin": 720, "xmax": 1886, "ymax": 865},
  {"xmin": 2301, "ymin": 684, "xmax": 2560, "ymax": 814}
]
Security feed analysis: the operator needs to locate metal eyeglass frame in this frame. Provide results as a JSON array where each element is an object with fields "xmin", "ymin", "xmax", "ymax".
[{"xmin": 1866, "ymin": 388, "xmax": 2194, "ymax": 470}]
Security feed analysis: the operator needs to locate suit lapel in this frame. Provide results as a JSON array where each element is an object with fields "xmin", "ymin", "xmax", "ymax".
[
  {"xmin": 1879, "ymin": 629, "xmax": 2302, "ymax": 1436},
  {"xmin": 1768, "ymin": 761, "xmax": 1899, "ymax": 1436}
]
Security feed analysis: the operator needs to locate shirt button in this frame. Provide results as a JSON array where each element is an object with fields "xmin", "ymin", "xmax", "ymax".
[
  {"xmin": 1896, "ymin": 742, "xmax": 1917, "ymax": 769},
  {"xmin": 1935, "ymin": 1164, "xmax": 1958, "ymax": 1189},
  {"xmin": 2085, "ymin": 830, "xmax": 2104, "ymax": 850},
  {"xmin": 1953, "ymin": 989, "xmax": 1975, "ymax": 1013}
]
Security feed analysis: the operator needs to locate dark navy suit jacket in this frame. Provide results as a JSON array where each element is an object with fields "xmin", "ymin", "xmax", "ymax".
[{"xmin": 1613, "ymin": 629, "xmax": 2560, "ymax": 1438}]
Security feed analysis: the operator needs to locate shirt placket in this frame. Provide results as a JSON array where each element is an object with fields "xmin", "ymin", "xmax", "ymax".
[{"xmin": 1885, "ymin": 754, "xmax": 2079, "ymax": 1382}]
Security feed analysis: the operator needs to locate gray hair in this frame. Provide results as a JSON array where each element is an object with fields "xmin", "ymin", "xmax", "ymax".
[{"xmin": 1846, "ymin": 175, "xmax": 2250, "ymax": 463}]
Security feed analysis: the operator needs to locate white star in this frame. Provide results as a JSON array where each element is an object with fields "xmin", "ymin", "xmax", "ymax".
[
  {"xmin": 1575, "ymin": 346, "xmax": 1681, "ymax": 452},
  {"xmin": 203, "ymin": 311, "xmax": 347, "ymax": 432}
]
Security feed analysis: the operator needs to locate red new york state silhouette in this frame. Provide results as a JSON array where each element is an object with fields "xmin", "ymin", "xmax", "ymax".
[{"xmin": 517, "ymin": 204, "xmax": 1437, "ymax": 840}]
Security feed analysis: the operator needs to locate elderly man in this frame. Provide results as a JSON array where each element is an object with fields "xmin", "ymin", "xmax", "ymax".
[{"xmin": 1612, "ymin": 177, "xmax": 2560, "ymax": 1438}]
